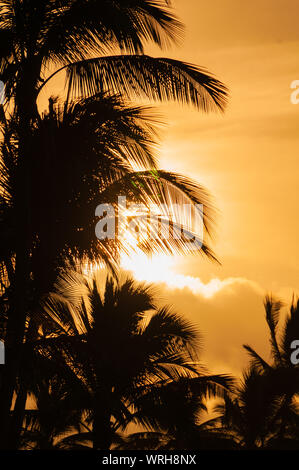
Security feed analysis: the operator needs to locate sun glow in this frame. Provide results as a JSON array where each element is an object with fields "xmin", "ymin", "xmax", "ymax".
[
  {"xmin": 93, "ymin": 210, "xmax": 225, "ymax": 299},
  {"xmin": 121, "ymin": 251, "xmax": 227, "ymax": 299}
]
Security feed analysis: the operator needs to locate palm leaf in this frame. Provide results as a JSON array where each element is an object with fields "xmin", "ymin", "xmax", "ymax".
[
  {"xmin": 243, "ymin": 344, "xmax": 271, "ymax": 372},
  {"xmin": 280, "ymin": 298, "xmax": 299, "ymax": 361},
  {"xmin": 40, "ymin": 55, "xmax": 228, "ymax": 112},
  {"xmin": 264, "ymin": 295, "xmax": 283, "ymax": 365},
  {"xmin": 38, "ymin": 0, "xmax": 183, "ymax": 63}
]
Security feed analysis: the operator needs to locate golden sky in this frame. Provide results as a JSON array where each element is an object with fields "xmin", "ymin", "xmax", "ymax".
[
  {"xmin": 123, "ymin": 0, "xmax": 299, "ymax": 376},
  {"xmin": 43, "ymin": 0, "xmax": 299, "ymax": 376}
]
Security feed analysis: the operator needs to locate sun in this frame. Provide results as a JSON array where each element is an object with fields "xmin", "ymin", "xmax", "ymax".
[
  {"xmin": 121, "ymin": 250, "xmax": 175, "ymax": 284},
  {"xmin": 94, "ymin": 215, "xmax": 224, "ymax": 299}
]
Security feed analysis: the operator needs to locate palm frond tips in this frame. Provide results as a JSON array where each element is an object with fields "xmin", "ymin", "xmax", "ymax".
[
  {"xmin": 280, "ymin": 298, "xmax": 299, "ymax": 361},
  {"xmin": 243, "ymin": 344, "xmax": 271, "ymax": 372}
]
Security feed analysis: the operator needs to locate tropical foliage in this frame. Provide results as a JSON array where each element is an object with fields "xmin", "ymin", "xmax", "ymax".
[
  {"xmin": 1, "ymin": 0, "xmax": 297, "ymax": 453},
  {"xmin": 0, "ymin": 0, "xmax": 227, "ymax": 448},
  {"xmin": 18, "ymin": 272, "xmax": 232, "ymax": 450}
]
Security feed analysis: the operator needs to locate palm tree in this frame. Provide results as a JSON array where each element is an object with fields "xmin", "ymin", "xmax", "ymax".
[
  {"xmin": 20, "ymin": 377, "xmax": 83, "ymax": 450},
  {"xmin": 1, "ymin": 1, "xmax": 228, "ymax": 114},
  {"xmin": 240, "ymin": 295, "xmax": 299, "ymax": 447},
  {"xmin": 28, "ymin": 94, "xmax": 218, "ymax": 292},
  {"xmin": 215, "ymin": 364, "xmax": 299, "ymax": 449},
  {"xmin": 243, "ymin": 295, "xmax": 299, "ymax": 370},
  {"xmin": 19, "ymin": 272, "xmax": 232, "ymax": 450},
  {"xmin": 0, "ymin": 1, "xmax": 228, "ymax": 445},
  {"xmin": 0, "ymin": 93, "xmax": 217, "ymax": 294},
  {"xmin": 1, "ymin": 91, "xmax": 219, "ymax": 446},
  {"xmin": 212, "ymin": 296, "xmax": 299, "ymax": 450},
  {"xmin": 116, "ymin": 378, "xmax": 237, "ymax": 450}
]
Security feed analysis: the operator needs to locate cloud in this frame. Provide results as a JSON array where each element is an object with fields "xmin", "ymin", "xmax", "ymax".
[
  {"xmin": 123, "ymin": 255, "xmax": 269, "ymax": 377},
  {"xmin": 153, "ymin": 276, "xmax": 269, "ymax": 378}
]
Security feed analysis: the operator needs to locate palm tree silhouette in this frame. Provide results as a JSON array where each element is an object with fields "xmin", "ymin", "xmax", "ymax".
[
  {"xmin": 0, "ymin": 1, "xmax": 228, "ymax": 445},
  {"xmin": 212, "ymin": 296, "xmax": 299, "ymax": 449},
  {"xmin": 242, "ymin": 295, "xmax": 299, "ymax": 447},
  {"xmin": 29, "ymin": 94, "xmax": 218, "ymax": 292},
  {"xmin": 1, "ymin": 91, "xmax": 219, "ymax": 446},
  {"xmin": 115, "ymin": 376, "xmax": 236, "ymax": 450},
  {"xmin": 21, "ymin": 377, "xmax": 83, "ymax": 450},
  {"xmin": 18, "ymin": 272, "xmax": 231, "ymax": 450},
  {"xmin": 1, "ymin": 1, "xmax": 228, "ymax": 113},
  {"xmin": 243, "ymin": 295, "xmax": 299, "ymax": 370},
  {"xmin": 215, "ymin": 364, "xmax": 299, "ymax": 449}
]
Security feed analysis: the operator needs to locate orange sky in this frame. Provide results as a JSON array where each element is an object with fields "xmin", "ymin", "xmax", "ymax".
[
  {"xmin": 42, "ymin": 0, "xmax": 299, "ymax": 376},
  {"xmin": 125, "ymin": 0, "xmax": 299, "ymax": 376},
  {"xmin": 144, "ymin": 0, "xmax": 299, "ymax": 290}
]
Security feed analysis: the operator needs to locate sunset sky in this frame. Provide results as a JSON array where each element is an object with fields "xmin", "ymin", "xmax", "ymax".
[
  {"xmin": 5, "ymin": 0, "xmax": 299, "ymax": 452},
  {"xmin": 122, "ymin": 0, "xmax": 299, "ymax": 376},
  {"xmin": 42, "ymin": 0, "xmax": 299, "ymax": 377}
]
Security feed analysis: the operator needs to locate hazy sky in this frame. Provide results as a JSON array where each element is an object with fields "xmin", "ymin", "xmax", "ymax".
[{"xmin": 126, "ymin": 0, "xmax": 299, "ymax": 376}]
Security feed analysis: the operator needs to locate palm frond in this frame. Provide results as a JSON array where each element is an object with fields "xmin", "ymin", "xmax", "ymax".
[
  {"xmin": 98, "ymin": 169, "xmax": 218, "ymax": 262},
  {"xmin": 243, "ymin": 344, "xmax": 271, "ymax": 372},
  {"xmin": 40, "ymin": 55, "xmax": 228, "ymax": 112},
  {"xmin": 280, "ymin": 298, "xmax": 299, "ymax": 362},
  {"xmin": 264, "ymin": 294, "xmax": 283, "ymax": 365},
  {"xmin": 38, "ymin": 0, "xmax": 183, "ymax": 63}
]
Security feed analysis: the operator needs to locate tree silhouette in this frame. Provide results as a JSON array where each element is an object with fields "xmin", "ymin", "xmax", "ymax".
[
  {"xmin": 0, "ymin": 92, "xmax": 220, "ymax": 446},
  {"xmin": 16, "ymin": 272, "xmax": 231, "ymax": 450},
  {"xmin": 0, "ymin": 1, "xmax": 228, "ymax": 446},
  {"xmin": 243, "ymin": 295, "xmax": 299, "ymax": 370},
  {"xmin": 215, "ymin": 364, "xmax": 299, "ymax": 449},
  {"xmin": 213, "ymin": 296, "xmax": 299, "ymax": 449}
]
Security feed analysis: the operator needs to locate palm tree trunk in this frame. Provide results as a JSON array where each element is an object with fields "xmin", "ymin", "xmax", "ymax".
[
  {"xmin": 92, "ymin": 390, "xmax": 113, "ymax": 450},
  {"xmin": 0, "ymin": 68, "xmax": 37, "ymax": 448},
  {"xmin": 0, "ymin": 168, "xmax": 30, "ymax": 450},
  {"xmin": 9, "ymin": 316, "xmax": 40, "ymax": 449}
]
